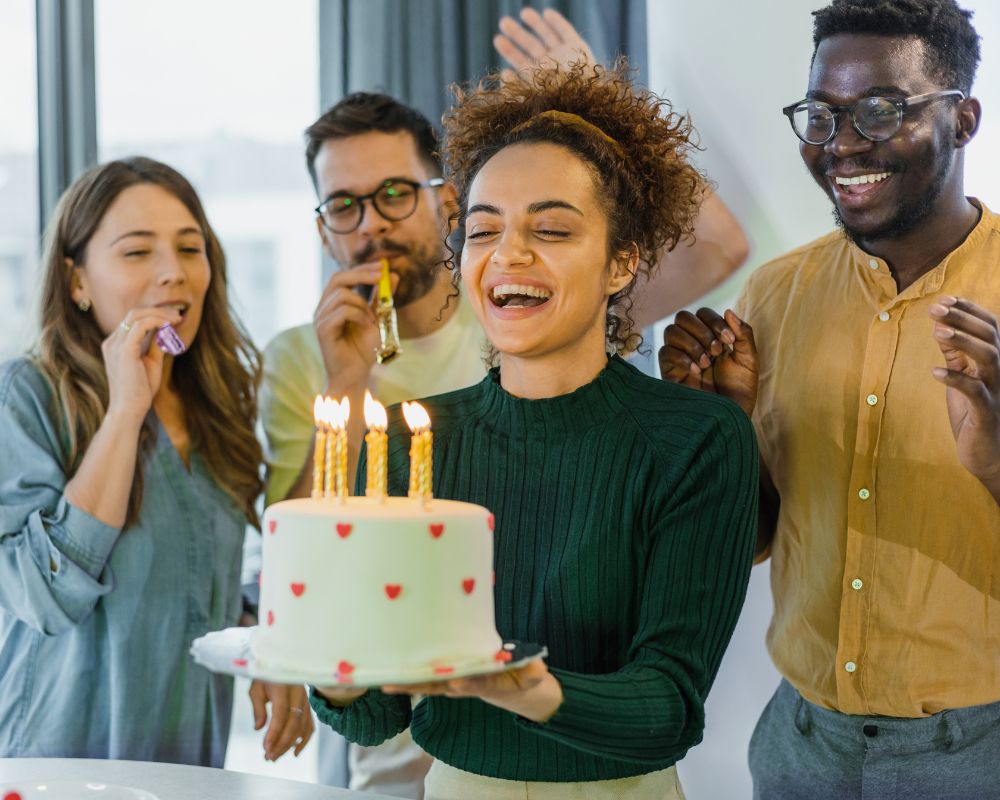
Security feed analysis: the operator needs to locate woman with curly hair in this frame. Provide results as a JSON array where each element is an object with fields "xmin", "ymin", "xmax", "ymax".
[
  {"xmin": 0, "ymin": 158, "xmax": 312, "ymax": 764},
  {"xmin": 312, "ymin": 63, "xmax": 758, "ymax": 798}
]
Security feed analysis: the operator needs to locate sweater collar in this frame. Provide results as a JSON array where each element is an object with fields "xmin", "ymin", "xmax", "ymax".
[{"xmin": 474, "ymin": 354, "xmax": 634, "ymax": 438}]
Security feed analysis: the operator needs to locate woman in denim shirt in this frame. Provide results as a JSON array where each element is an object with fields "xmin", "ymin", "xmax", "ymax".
[{"xmin": 0, "ymin": 158, "xmax": 312, "ymax": 765}]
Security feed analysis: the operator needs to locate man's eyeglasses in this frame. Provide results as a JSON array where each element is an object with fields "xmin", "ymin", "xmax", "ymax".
[
  {"xmin": 782, "ymin": 90, "xmax": 965, "ymax": 146},
  {"xmin": 315, "ymin": 177, "xmax": 445, "ymax": 234}
]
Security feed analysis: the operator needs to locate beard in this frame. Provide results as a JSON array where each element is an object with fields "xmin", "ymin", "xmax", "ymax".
[
  {"xmin": 352, "ymin": 235, "xmax": 448, "ymax": 308},
  {"xmin": 824, "ymin": 143, "xmax": 952, "ymax": 245}
]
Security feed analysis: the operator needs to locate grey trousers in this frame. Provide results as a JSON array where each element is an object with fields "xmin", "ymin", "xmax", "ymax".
[{"xmin": 749, "ymin": 680, "xmax": 1000, "ymax": 800}]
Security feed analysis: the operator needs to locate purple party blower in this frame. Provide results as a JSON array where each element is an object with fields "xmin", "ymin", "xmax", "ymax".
[{"xmin": 156, "ymin": 324, "xmax": 186, "ymax": 356}]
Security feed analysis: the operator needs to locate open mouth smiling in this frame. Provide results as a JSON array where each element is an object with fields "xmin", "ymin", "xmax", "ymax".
[
  {"xmin": 490, "ymin": 283, "xmax": 552, "ymax": 309},
  {"xmin": 833, "ymin": 171, "xmax": 893, "ymax": 194}
]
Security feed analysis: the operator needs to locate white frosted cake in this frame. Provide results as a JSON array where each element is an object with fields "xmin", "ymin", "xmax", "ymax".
[{"xmin": 251, "ymin": 496, "xmax": 505, "ymax": 684}]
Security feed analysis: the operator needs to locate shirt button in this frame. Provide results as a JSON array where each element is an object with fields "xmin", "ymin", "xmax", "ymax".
[
  {"xmin": 878, "ymin": 311, "xmax": 890, "ymax": 322},
  {"xmin": 852, "ymin": 578, "xmax": 864, "ymax": 590},
  {"xmin": 845, "ymin": 661, "xmax": 857, "ymax": 673},
  {"xmin": 866, "ymin": 394, "xmax": 878, "ymax": 406},
  {"xmin": 858, "ymin": 488, "xmax": 871, "ymax": 500},
  {"xmin": 868, "ymin": 259, "xmax": 879, "ymax": 270}
]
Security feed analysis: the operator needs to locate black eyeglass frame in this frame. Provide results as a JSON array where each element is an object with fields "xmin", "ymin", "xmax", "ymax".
[
  {"xmin": 315, "ymin": 177, "xmax": 446, "ymax": 234},
  {"xmin": 781, "ymin": 90, "xmax": 966, "ymax": 145}
]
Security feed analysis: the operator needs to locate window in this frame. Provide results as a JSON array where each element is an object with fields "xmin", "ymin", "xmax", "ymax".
[
  {"xmin": 0, "ymin": 1, "xmax": 39, "ymax": 362},
  {"xmin": 95, "ymin": 0, "xmax": 322, "ymax": 355}
]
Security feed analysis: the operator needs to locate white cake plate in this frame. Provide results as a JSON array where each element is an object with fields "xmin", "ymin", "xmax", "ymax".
[{"xmin": 190, "ymin": 626, "xmax": 547, "ymax": 688}]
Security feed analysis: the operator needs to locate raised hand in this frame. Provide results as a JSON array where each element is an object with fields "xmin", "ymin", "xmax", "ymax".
[
  {"xmin": 103, "ymin": 306, "xmax": 182, "ymax": 421},
  {"xmin": 659, "ymin": 308, "xmax": 759, "ymax": 416},
  {"xmin": 930, "ymin": 295, "xmax": 1000, "ymax": 501},
  {"xmin": 313, "ymin": 262, "xmax": 393, "ymax": 393},
  {"xmin": 494, "ymin": 7, "xmax": 596, "ymax": 81}
]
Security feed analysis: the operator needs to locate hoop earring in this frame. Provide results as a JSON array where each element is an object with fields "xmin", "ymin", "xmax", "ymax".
[{"xmin": 78, "ymin": 299, "xmax": 91, "ymax": 312}]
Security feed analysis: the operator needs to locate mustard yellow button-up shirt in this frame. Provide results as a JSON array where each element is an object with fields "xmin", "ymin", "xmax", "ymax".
[{"xmin": 737, "ymin": 201, "xmax": 1000, "ymax": 718}]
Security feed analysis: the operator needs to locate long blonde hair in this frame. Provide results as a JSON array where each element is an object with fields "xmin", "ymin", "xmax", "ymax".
[{"xmin": 34, "ymin": 157, "xmax": 264, "ymax": 529}]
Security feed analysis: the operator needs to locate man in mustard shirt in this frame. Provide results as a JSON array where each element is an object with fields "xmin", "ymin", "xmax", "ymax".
[{"xmin": 660, "ymin": 0, "xmax": 1000, "ymax": 797}]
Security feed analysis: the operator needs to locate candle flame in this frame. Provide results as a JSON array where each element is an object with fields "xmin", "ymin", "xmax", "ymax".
[
  {"xmin": 402, "ymin": 400, "xmax": 431, "ymax": 431},
  {"xmin": 364, "ymin": 390, "xmax": 388, "ymax": 429},
  {"xmin": 313, "ymin": 395, "xmax": 325, "ymax": 426},
  {"xmin": 326, "ymin": 396, "xmax": 350, "ymax": 430},
  {"xmin": 318, "ymin": 396, "xmax": 339, "ymax": 430}
]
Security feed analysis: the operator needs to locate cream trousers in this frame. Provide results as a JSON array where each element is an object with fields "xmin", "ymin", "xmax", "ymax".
[{"xmin": 425, "ymin": 759, "xmax": 685, "ymax": 800}]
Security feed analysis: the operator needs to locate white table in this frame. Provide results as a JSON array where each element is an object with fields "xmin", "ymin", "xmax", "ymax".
[{"xmin": 0, "ymin": 759, "xmax": 398, "ymax": 800}]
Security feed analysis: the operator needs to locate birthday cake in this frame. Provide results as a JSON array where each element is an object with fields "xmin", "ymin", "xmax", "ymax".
[{"xmin": 250, "ymin": 496, "xmax": 505, "ymax": 684}]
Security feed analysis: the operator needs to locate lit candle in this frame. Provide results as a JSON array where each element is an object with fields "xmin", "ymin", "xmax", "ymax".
[
  {"xmin": 322, "ymin": 396, "xmax": 336, "ymax": 499},
  {"xmin": 364, "ymin": 390, "xmax": 388, "ymax": 500},
  {"xmin": 312, "ymin": 395, "xmax": 326, "ymax": 499},
  {"xmin": 402, "ymin": 401, "xmax": 433, "ymax": 503},
  {"xmin": 331, "ymin": 397, "xmax": 350, "ymax": 503}
]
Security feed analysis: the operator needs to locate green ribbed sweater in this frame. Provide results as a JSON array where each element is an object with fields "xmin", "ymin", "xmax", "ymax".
[{"xmin": 310, "ymin": 355, "xmax": 758, "ymax": 781}]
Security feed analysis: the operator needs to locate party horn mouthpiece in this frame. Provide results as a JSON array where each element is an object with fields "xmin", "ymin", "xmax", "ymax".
[{"xmin": 156, "ymin": 323, "xmax": 187, "ymax": 355}]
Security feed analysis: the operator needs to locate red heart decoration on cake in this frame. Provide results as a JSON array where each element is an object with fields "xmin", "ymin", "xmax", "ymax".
[
  {"xmin": 338, "ymin": 660, "xmax": 354, "ymax": 676},
  {"xmin": 494, "ymin": 649, "xmax": 513, "ymax": 663},
  {"xmin": 4, "ymin": 791, "xmax": 24, "ymax": 800},
  {"xmin": 290, "ymin": 582, "xmax": 306, "ymax": 597},
  {"xmin": 433, "ymin": 665, "xmax": 454, "ymax": 675},
  {"xmin": 429, "ymin": 523, "xmax": 445, "ymax": 539},
  {"xmin": 233, "ymin": 658, "xmax": 248, "ymax": 667},
  {"xmin": 336, "ymin": 522, "xmax": 352, "ymax": 539},
  {"xmin": 462, "ymin": 578, "xmax": 475, "ymax": 595},
  {"xmin": 268, "ymin": 519, "xmax": 277, "ymax": 534},
  {"xmin": 266, "ymin": 610, "xmax": 275, "ymax": 626},
  {"xmin": 385, "ymin": 584, "xmax": 402, "ymax": 600},
  {"xmin": 487, "ymin": 513, "xmax": 495, "ymax": 531}
]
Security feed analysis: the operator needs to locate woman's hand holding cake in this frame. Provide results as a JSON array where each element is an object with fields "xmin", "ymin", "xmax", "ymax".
[{"xmin": 382, "ymin": 658, "xmax": 564, "ymax": 724}]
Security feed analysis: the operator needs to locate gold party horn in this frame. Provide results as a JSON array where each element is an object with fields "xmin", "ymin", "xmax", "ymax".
[{"xmin": 374, "ymin": 258, "xmax": 402, "ymax": 364}]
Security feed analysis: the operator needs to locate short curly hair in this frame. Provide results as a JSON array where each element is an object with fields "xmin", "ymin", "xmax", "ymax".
[
  {"xmin": 441, "ymin": 60, "xmax": 706, "ymax": 355},
  {"xmin": 812, "ymin": 0, "xmax": 981, "ymax": 94}
]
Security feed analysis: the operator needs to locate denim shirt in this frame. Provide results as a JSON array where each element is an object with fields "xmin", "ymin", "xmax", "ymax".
[{"xmin": 0, "ymin": 358, "xmax": 245, "ymax": 766}]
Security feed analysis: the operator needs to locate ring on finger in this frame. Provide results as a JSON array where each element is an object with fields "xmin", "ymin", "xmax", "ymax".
[
  {"xmin": 289, "ymin": 707, "xmax": 303, "ymax": 715},
  {"xmin": 120, "ymin": 319, "xmax": 132, "ymax": 333}
]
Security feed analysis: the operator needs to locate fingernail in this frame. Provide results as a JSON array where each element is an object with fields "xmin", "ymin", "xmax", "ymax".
[
  {"xmin": 721, "ymin": 329, "xmax": 735, "ymax": 344},
  {"xmin": 709, "ymin": 340, "xmax": 723, "ymax": 356},
  {"xmin": 690, "ymin": 362, "xmax": 702, "ymax": 376},
  {"xmin": 699, "ymin": 354, "xmax": 711, "ymax": 368},
  {"xmin": 933, "ymin": 367, "xmax": 948, "ymax": 378},
  {"xmin": 935, "ymin": 327, "xmax": 955, "ymax": 338},
  {"xmin": 929, "ymin": 304, "xmax": 949, "ymax": 316},
  {"xmin": 940, "ymin": 295, "xmax": 957, "ymax": 305}
]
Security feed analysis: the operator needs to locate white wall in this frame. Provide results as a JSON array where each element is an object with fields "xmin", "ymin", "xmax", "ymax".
[{"xmin": 646, "ymin": 2, "xmax": 1000, "ymax": 798}]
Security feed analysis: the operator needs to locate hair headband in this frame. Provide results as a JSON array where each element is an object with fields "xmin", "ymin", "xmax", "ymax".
[{"xmin": 511, "ymin": 110, "xmax": 625, "ymax": 158}]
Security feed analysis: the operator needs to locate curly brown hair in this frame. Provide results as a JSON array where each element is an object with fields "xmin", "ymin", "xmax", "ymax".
[{"xmin": 442, "ymin": 59, "xmax": 706, "ymax": 354}]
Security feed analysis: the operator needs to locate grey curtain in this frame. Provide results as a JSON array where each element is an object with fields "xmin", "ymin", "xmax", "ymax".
[{"xmin": 318, "ymin": 0, "xmax": 647, "ymax": 127}]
